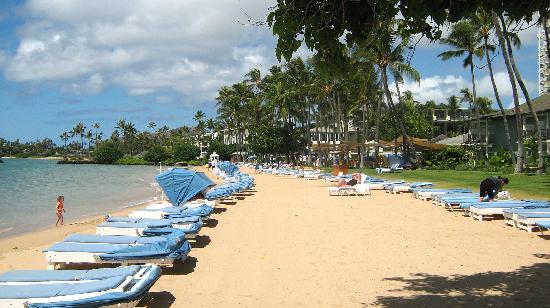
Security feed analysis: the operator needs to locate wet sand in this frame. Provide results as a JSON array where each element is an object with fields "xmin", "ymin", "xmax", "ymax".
[{"xmin": 1, "ymin": 167, "xmax": 549, "ymax": 307}]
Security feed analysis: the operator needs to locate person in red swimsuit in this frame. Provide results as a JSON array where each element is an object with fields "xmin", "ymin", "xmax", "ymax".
[{"xmin": 55, "ymin": 195, "xmax": 66, "ymax": 227}]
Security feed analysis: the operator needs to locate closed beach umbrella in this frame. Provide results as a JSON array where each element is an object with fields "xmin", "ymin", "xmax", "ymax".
[{"xmin": 155, "ymin": 168, "xmax": 215, "ymax": 206}]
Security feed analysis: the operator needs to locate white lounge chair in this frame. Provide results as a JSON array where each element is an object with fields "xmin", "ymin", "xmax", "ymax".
[
  {"xmin": 0, "ymin": 265, "xmax": 161, "ymax": 308},
  {"xmin": 43, "ymin": 230, "xmax": 191, "ymax": 269},
  {"xmin": 375, "ymin": 163, "xmax": 403, "ymax": 174}
]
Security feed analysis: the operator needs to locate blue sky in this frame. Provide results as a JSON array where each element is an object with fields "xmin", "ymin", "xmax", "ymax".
[{"xmin": 0, "ymin": 0, "xmax": 541, "ymax": 143}]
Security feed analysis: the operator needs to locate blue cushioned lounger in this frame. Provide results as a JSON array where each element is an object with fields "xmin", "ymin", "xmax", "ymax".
[
  {"xmin": 535, "ymin": 221, "xmax": 550, "ymax": 230},
  {"xmin": 43, "ymin": 230, "xmax": 191, "ymax": 268},
  {"xmin": 0, "ymin": 265, "xmax": 160, "ymax": 307}
]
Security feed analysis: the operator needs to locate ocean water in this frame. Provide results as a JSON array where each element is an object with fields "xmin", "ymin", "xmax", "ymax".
[{"xmin": 0, "ymin": 158, "xmax": 161, "ymax": 238}]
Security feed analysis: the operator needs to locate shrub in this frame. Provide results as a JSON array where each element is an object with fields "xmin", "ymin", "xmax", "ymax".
[
  {"xmin": 173, "ymin": 143, "xmax": 200, "ymax": 162},
  {"xmin": 488, "ymin": 148, "xmax": 514, "ymax": 168},
  {"xmin": 161, "ymin": 158, "xmax": 175, "ymax": 166},
  {"xmin": 94, "ymin": 141, "xmax": 123, "ymax": 164},
  {"xmin": 421, "ymin": 145, "xmax": 476, "ymax": 170},
  {"xmin": 115, "ymin": 156, "xmax": 150, "ymax": 165},
  {"xmin": 143, "ymin": 145, "xmax": 171, "ymax": 163},
  {"xmin": 207, "ymin": 141, "xmax": 235, "ymax": 161}
]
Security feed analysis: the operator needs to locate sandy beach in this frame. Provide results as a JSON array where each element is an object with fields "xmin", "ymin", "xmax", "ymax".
[{"xmin": 1, "ymin": 167, "xmax": 549, "ymax": 307}]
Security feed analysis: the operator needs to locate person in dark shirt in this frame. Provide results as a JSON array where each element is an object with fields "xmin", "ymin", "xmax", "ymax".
[{"xmin": 479, "ymin": 176, "xmax": 509, "ymax": 201}]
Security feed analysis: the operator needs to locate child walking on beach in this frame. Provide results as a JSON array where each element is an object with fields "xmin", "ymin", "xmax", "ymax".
[{"xmin": 55, "ymin": 195, "xmax": 66, "ymax": 227}]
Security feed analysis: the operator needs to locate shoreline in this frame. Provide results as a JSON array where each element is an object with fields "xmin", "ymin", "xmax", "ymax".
[
  {"xmin": 0, "ymin": 197, "xmax": 154, "ymax": 245},
  {"xmin": 0, "ymin": 199, "xmax": 152, "ymax": 256}
]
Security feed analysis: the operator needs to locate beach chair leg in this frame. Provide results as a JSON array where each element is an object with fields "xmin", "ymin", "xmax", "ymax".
[{"xmin": 47, "ymin": 262, "xmax": 58, "ymax": 270}]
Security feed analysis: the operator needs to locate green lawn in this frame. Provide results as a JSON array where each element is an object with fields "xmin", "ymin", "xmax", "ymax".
[{"xmin": 347, "ymin": 169, "xmax": 550, "ymax": 200}]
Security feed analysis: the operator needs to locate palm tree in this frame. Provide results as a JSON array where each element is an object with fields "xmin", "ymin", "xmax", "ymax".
[
  {"xmin": 71, "ymin": 122, "xmax": 86, "ymax": 160},
  {"xmin": 499, "ymin": 14, "xmax": 545, "ymax": 174},
  {"xmin": 472, "ymin": 10, "xmax": 516, "ymax": 162},
  {"xmin": 92, "ymin": 122, "xmax": 101, "ymax": 149},
  {"xmin": 491, "ymin": 11, "xmax": 525, "ymax": 173},
  {"xmin": 147, "ymin": 121, "xmax": 156, "ymax": 132},
  {"xmin": 85, "ymin": 130, "xmax": 93, "ymax": 157},
  {"xmin": 371, "ymin": 19, "xmax": 416, "ymax": 161},
  {"xmin": 438, "ymin": 20, "xmax": 485, "ymax": 158},
  {"xmin": 60, "ymin": 132, "xmax": 69, "ymax": 159}
]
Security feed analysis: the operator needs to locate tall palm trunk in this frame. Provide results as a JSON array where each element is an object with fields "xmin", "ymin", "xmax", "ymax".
[
  {"xmin": 394, "ymin": 79, "xmax": 414, "ymax": 157},
  {"xmin": 492, "ymin": 11, "xmax": 525, "ymax": 173},
  {"xmin": 360, "ymin": 101, "xmax": 367, "ymax": 169},
  {"xmin": 484, "ymin": 36, "xmax": 515, "ymax": 162},
  {"xmin": 306, "ymin": 101, "xmax": 312, "ymax": 166},
  {"xmin": 469, "ymin": 58, "xmax": 486, "ymax": 160},
  {"xmin": 374, "ymin": 91, "xmax": 382, "ymax": 167},
  {"xmin": 381, "ymin": 65, "xmax": 414, "ymax": 161},
  {"xmin": 500, "ymin": 14, "xmax": 545, "ymax": 174}
]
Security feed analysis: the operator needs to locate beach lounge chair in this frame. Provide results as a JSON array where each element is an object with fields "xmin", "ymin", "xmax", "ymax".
[
  {"xmin": 43, "ymin": 229, "xmax": 191, "ymax": 269},
  {"xmin": 502, "ymin": 208, "xmax": 550, "ymax": 228},
  {"xmin": 129, "ymin": 204, "xmax": 213, "ymax": 220},
  {"xmin": 513, "ymin": 212, "xmax": 550, "ymax": 232},
  {"xmin": 328, "ymin": 186, "xmax": 357, "ymax": 196},
  {"xmin": 375, "ymin": 163, "xmax": 403, "ymax": 174},
  {"xmin": 535, "ymin": 221, "xmax": 550, "ymax": 234},
  {"xmin": 97, "ymin": 216, "xmax": 203, "ymax": 239},
  {"xmin": 468, "ymin": 200, "xmax": 549, "ymax": 221},
  {"xmin": 386, "ymin": 182, "xmax": 433, "ymax": 194},
  {"xmin": 413, "ymin": 188, "xmax": 472, "ymax": 201},
  {"xmin": 364, "ymin": 180, "xmax": 404, "ymax": 190},
  {"xmin": 0, "ymin": 265, "xmax": 161, "ymax": 308}
]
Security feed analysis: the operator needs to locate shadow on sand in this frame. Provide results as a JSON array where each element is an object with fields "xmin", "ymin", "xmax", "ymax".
[
  {"xmin": 213, "ymin": 207, "xmax": 227, "ymax": 214},
  {"xmin": 161, "ymin": 256, "xmax": 197, "ymax": 276},
  {"xmin": 192, "ymin": 235, "xmax": 211, "ymax": 248},
  {"xmin": 138, "ymin": 291, "xmax": 175, "ymax": 308},
  {"xmin": 220, "ymin": 201, "xmax": 237, "ymax": 205},
  {"xmin": 204, "ymin": 218, "xmax": 218, "ymax": 228},
  {"xmin": 370, "ymin": 256, "xmax": 550, "ymax": 307}
]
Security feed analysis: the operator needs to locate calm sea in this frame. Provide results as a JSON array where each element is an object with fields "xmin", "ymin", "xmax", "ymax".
[{"xmin": 0, "ymin": 158, "xmax": 161, "ymax": 238}]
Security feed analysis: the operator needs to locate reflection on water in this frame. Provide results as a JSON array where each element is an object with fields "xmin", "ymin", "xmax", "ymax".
[{"xmin": 0, "ymin": 158, "xmax": 160, "ymax": 238}]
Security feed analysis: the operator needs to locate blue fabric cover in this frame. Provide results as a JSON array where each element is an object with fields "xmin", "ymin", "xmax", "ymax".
[
  {"xmin": 536, "ymin": 221, "xmax": 550, "ymax": 229},
  {"xmin": 63, "ymin": 234, "xmax": 166, "ymax": 244},
  {"xmin": 518, "ymin": 213, "xmax": 550, "ymax": 218},
  {"xmin": 20, "ymin": 265, "xmax": 161, "ymax": 308},
  {"xmin": 99, "ymin": 221, "xmax": 171, "ymax": 228},
  {"xmin": 155, "ymin": 168, "xmax": 214, "ymax": 206},
  {"xmin": 0, "ymin": 273, "xmax": 125, "ymax": 298},
  {"xmin": 465, "ymin": 201, "xmax": 548, "ymax": 209},
  {"xmin": 0, "ymin": 266, "xmax": 140, "ymax": 282}
]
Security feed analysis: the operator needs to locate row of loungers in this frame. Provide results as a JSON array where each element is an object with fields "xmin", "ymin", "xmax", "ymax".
[
  {"xmin": 389, "ymin": 184, "xmax": 550, "ymax": 235},
  {"xmin": 0, "ymin": 164, "xmax": 255, "ymax": 307}
]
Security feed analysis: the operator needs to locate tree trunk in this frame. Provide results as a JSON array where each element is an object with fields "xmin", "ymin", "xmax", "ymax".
[
  {"xmin": 484, "ymin": 36, "xmax": 516, "ymax": 162},
  {"xmin": 469, "ymin": 59, "xmax": 485, "ymax": 161},
  {"xmin": 374, "ymin": 92, "xmax": 382, "ymax": 167},
  {"xmin": 492, "ymin": 11, "xmax": 525, "ymax": 173},
  {"xmin": 394, "ymin": 79, "xmax": 413, "ymax": 157},
  {"xmin": 306, "ymin": 101, "xmax": 312, "ymax": 166},
  {"xmin": 381, "ymin": 65, "xmax": 414, "ymax": 161},
  {"xmin": 501, "ymin": 14, "xmax": 545, "ymax": 174},
  {"xmin": 360, "ymin": 102, "xmax": 366, "ymax": 169}
]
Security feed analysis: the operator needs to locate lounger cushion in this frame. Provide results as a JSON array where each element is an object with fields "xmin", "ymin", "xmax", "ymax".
[
  {"xmin": 64, "ymin": 234, "xmax": 166, "ymax": 244},
  {"xmin": 536, "ymin": 221, "xmax": 550, "ymax": 229},
  {"xmin": 0, "ymin": 266, "xmax": 140, "ymax": 282},
  {"xmin": 0, "ymin": 276, "xmax": 126, "ymax": 299}
]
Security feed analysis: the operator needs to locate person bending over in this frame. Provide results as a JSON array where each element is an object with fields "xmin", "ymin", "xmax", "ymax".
[{"xmin": 479, "ymin": 176, "xmax": 509, "ymax": 201}]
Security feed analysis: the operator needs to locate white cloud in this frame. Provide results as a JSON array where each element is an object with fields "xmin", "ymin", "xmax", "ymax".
[
  {"xmin": 393, "ymin": 75, "xmax": 469, "ymax": 103},
  {"xmin": 155, "ymin": 95, "xmax": 173, "ymax": 104},
  {"xmin": 3, "ymin": 0, "xmax": 278, "ymax": 102},
  {"xmin": 396, "ymin": 71, "xmax": 535, "ymax": 109}
]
